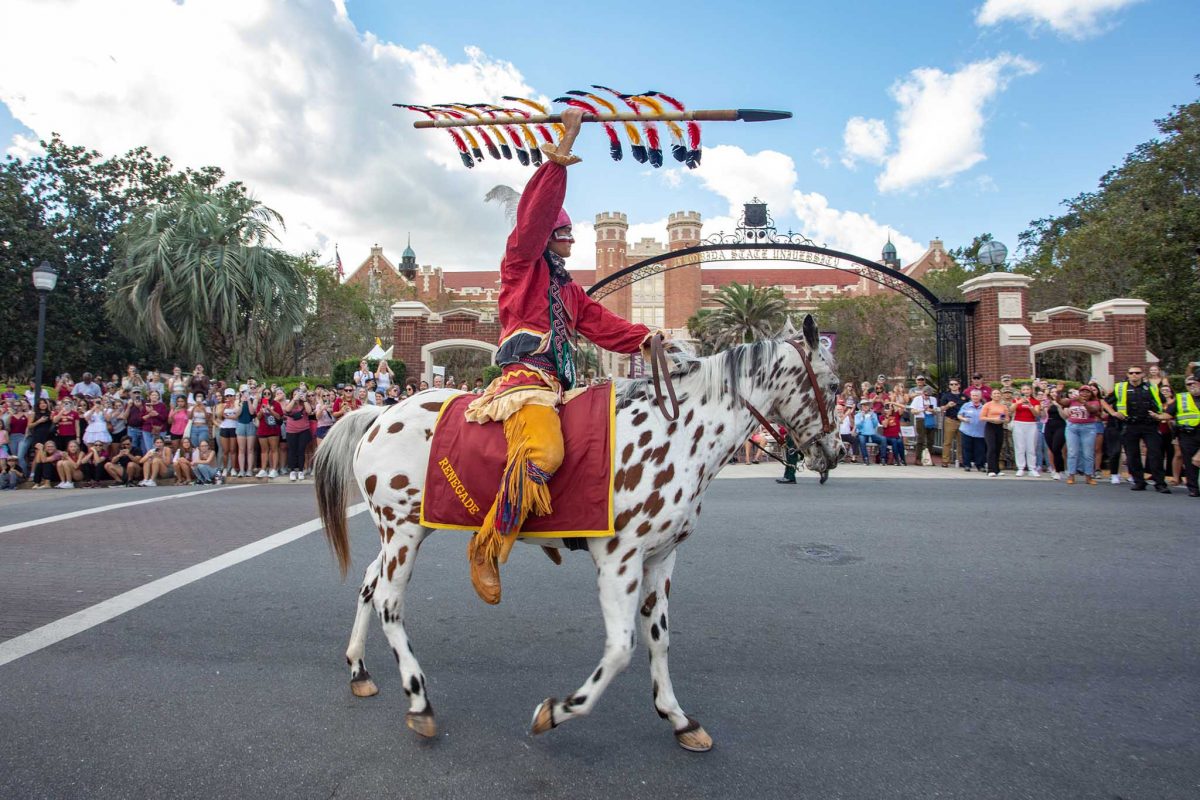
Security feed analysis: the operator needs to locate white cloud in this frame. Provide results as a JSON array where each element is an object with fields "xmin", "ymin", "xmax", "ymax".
[
  {"xmin": 812, "ymin": 148, "xmax": 832, "ymax": 169},
  {"xmin": 874, "ymin": 54, "xmax": 1038, "ymax": 193},
  {"xmin": 976, "ymin": 0, "xmax": 1141, "ymax": 37},
  {"xmin": 790, "ymin": 191, "xmax": 923, "ymax": 262},
  {"xmin": 685, "ymin": 146, "xmax": 925, "ymax": 263},
  {"xmin": 0, "ymin": 0, "xmax": 548, "ymax": 274},
  {"xmin": 691, "ymin": 145, "xmax": 797, "ymax": 217},
  {"xmin": 840, "ymin": 117, "xmax": 890, "ymax": 169}
]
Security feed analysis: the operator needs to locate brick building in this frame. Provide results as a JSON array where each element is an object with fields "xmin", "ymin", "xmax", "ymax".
[{"xmin": 348, "ymin": 212, "xmax": 958, "ymax": 378}]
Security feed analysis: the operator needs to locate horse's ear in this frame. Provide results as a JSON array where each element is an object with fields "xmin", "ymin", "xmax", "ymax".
[
  {"xmin": 778, "ymin": 316, "xmax": 798, "ymax": 340},
  {"xmin": 802, "ymin": 314, "xmax": 819, "ymax": 349}
]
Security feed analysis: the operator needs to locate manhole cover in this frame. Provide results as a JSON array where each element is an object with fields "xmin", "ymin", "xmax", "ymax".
[{"xmin": 787, "ymin": 543, "xmax": 863, "ymax": 566}]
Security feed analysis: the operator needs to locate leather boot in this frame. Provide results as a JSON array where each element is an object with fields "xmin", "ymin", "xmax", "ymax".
[{"xmin": 468, "ymin": 536, "xmax": 501, "ymax": 605}]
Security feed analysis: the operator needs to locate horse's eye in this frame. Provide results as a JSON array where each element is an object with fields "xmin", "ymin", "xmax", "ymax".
[{"xmin": 828, "ymin": 383, "xmax": 839, "ymax": 394}]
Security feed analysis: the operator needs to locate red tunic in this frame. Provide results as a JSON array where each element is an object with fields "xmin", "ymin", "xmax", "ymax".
[{"xmin": 496, "ymin": 161, "xmax": 651, "ymax": 368}]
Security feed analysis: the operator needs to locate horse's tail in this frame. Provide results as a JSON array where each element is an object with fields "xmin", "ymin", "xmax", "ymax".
[{"xmin": 314, "ymin": 405, "xmax": 385, "ymax": 577}]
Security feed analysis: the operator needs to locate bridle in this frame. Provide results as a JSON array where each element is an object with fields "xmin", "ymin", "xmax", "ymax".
[
  {"xmin": 743, "ymin": 339, "xmax": 834, "ymax": 460},
  {"xmin": 648, "ymin": 335, "xmax": 835, "ymax": 463}
]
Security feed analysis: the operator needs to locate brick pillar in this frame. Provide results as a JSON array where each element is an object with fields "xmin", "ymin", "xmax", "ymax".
[
  {"xmin": 391, "ymin": 301, "xmax": 432, "ymax": 381},
  {"xmin": 593, "ymin": 212, "xmax": 630, "ymax": 319},
  {"xmin": 1088, "ymin": 299, "xmax": 1150, "ymax": 381},
  {"xmin": 664, "ymin": 211, "xmax": 702, "ymax": 331},
  {"xmin": 959, "ymin": 273, "xmax": 1034, "ymax": 380}
]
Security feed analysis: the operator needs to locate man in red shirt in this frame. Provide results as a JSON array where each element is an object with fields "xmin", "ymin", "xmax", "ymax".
[
  {"xmin": 331, "ymin": 385, "xmax": 359, "ymax": 419},
  {"xmin": 966, "ymin": 373, "xmax": 992, "ymax": 402},
  {"xmin": 463, "ymin": 108, "xmax": 662, "ymax": 604}
]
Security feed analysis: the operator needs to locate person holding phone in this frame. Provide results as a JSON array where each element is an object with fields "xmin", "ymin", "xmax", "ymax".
[
  {"xmin": 282, "ymin": 387, "xmax": 313, "ymax": 481},
  {"xmin": 104, "ymin": 438, "xmax": 140, "ymax": 487},
  {"xmin": 980, "ymin": 392, "xmax": 1011, "ymax": 477},
  {"xmin": 79, "ymin": 441, "xmax": 109, "ymax": 487}
]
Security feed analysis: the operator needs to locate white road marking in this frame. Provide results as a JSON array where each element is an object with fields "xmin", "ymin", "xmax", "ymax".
[
  {"xmin": 0, "ymin": 484, "xmax": 255, "ymax": 534},
  {"xmin": 0, "ymin": 502, "xmax": 368, "ymax": 667}
]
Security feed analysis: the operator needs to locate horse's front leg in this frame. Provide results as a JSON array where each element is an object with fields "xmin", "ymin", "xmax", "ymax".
[
  {"xmin": 530, "ymin": 535, "xmax": 643, "ymax": 734},
  {"xmin": 346, "ymin": 552, "xmax": 382, "ymax": 697},
  {"xmin": 371, "ymin": 519, "xmax": 436, "ymax": 738},
  {"xmin": 640, "ymin": 549, "xmax": 712, "ymax": 752}
]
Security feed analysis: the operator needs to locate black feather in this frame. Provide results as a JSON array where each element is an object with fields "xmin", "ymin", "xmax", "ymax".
[
  {"xmin": 460, "ymin": 152, "xmax": 474, "ymax": 169},
  {"xmin": 671, "ymin": 143, "xmax": 688, "ymax": 162},
  {"xmin": 486, "ymin": 143, "xmax": 501, "ymax": 160},
  {"xmin": 472, "ymin": 147, "xmax": 485, "ymax": 162},
  {"xmin": 610, "ymin": 141, "xmax": 623, "ymax": 161},
  {"xmin": 648, "ymin": 148, "xmax": 663, "ymax": 168},
  {"xmin": 516, "ymin": 149, "xmax": 530, "ymax": 166},
  {"xmin": 631, "ymin": 144, "xmax": 648, "ymax": 164},
  {"xmin": 530, "ymin": 148, "xmax": 543, "ymax": 166},
  {"xmin": 500, "ymin": 143, "xmax": 512, "ymax": 160}
]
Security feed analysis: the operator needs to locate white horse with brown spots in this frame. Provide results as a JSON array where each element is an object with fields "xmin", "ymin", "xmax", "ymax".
[{"xmin": 314, "ymin": 315, "xmax": 840, "ymax": 751}]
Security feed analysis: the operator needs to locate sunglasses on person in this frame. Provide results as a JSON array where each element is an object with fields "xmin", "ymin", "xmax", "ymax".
[{"xmin": 1128, "ymin": 370, "xmax": 1143, "ymax": 375}]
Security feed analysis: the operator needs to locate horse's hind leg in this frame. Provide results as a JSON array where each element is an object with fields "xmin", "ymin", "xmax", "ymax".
[
  {"xmin": 372, "ymin": 521, "xmax": 436, "ymax": 738},
  {"xmin": 346, "ymin": 553, "xmax": 382, "ymax": 697},
  {"xmin": 530, "ymin": 539, "xmax": 643, "ymax": 735},
  {"xmin": 640, "ymin": 550, "xmax": 712, "ymax": 752}
]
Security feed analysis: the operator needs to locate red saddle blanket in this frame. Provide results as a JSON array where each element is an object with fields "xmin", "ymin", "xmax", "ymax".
[{"xmin": 419, "ymin": 383, "xmax": 616, "ymax": 537}]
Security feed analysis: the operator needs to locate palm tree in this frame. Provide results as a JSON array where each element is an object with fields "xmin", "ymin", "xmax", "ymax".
[
  {"xmin": 107, "ymin": 187, "xmax": 308, "ymax": 375},
  {"xmin": 700, "ymin": 282, "xmax": 789, "ymax": 350}
]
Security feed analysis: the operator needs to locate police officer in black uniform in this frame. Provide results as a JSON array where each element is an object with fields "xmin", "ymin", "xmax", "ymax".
[
  {"xmin": 1104, "ymin": 365, "xmax": 1171, "ymax": 493},
  {"xmin": 1164, "ymin": 374, "xmax": 1200, "ymax": 497}
]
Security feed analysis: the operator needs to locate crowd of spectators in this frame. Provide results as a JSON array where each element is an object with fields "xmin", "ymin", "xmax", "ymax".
[
  {"xmin": 0, "ymin": 362, "xmax": 411, "ymax": 490},
  {"xmin": 830, "ymin": 366, "xmax": 1199, "ymax": 496}
]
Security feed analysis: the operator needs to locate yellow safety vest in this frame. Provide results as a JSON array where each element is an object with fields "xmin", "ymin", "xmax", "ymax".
[
  {"xmin": 1176, "ymin": 392, "xmax": 1200, "ymax": 428},
  {"xmin": 1113, "ymin": 382, "xmax": 1162, "ymax": 415}
]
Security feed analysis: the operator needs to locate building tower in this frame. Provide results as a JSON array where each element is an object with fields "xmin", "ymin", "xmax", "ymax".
[
  {"xmin": 400, "ymin": 233, "xmax": 417, "ymax": 280},
  {"xmin": 881, "ymin": 235, "xmax": 900, "ymax": 269},
  {"xmin": 664, "ymin": 211, "xmax": 703, "ymax": 331},
  {"xmin": 593, "ymin": 212, "xmax": 631, "ymax": 320}
]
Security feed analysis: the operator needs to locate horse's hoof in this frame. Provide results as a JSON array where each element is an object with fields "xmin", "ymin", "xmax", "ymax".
[
  {"xmin": 530, "ymin": 697, "xmax": 557, "ymax": 735},
  {"xmin": 675, "ymin": 718, "xmax": 713, "ymax": 752},
  {"xmin": 405, "ymin": 710, "xmax": 437, "ymax": 738},
  {"xmin": 350, "ymin": 678, "xmax": 379, "ymax": 697}
]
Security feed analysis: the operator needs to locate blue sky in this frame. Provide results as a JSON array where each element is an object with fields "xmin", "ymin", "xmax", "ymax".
[{"xmin": 0, "ymin": 0, "xmax": 1195, "ymax": 271}]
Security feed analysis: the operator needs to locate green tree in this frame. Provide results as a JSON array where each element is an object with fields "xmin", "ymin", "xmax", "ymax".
[
  {"xmin": 815, "ymin": 294, "xmax": 929, "ymax": 386},
  {"xmin": 107, "ymin": 186, "xmax": 308, "ymax": 376},
  {"xmin": 0, "ymin": 134, "xmax": 236, "ymax": 378},
  {"xmin": 697, "ymin": 282, "xmax": 789, "ymax": 350},
  {"xmin": 258, "ymin": 255, "xmax": 375, "ymax": 376},
  {"xmin": 1014, "ymin": 80, "xmax": 1200, "ymax": 369}
]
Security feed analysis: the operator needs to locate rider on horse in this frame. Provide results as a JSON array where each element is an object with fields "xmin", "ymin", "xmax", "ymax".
[{"xmin": 464, "ymin": 107, "xmax": 663, "ymax": 604}]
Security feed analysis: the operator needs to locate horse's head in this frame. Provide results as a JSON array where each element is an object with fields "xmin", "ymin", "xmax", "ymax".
[{"xmin": 773, "ymin": 315, "xmax": 841, "ymax": 482}]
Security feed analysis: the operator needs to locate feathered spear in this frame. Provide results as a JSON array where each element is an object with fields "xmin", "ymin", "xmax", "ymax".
[
  {"xmin": 593, "ymin": 85, "xmax": 663, "ymax": 167},
  {"xmin": 554, "ymin": 95, "xmax": 622, "ymax": 161},
  {"xmin": 646, "ymin": 90, "xmax": 702, "ymax": 167},
  {"xmin": 396, "ymin": 104, "xmax": 475, "ymax": 168},
  {"xmin": 437, "ymin": 103, "xmax": 505, "ymax": 160},
  {"xmin": 565, "ymin": 89, "xmax": 645, "ymax": 163},
  {"xmin": 399, "ymin": 90, "xmax": 788, "ymax": 169},
  {"xmin": 629, "ymin": 93, "xmax": 690, "ymax": 166}
]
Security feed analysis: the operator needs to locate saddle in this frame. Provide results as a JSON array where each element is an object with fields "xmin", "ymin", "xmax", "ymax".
[{"xmin": 419, "ymin": 383, "xmax": 616, "ymax": 537}]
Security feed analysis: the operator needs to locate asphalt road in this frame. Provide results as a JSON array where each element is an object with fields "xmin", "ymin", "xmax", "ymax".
[{"xmin": 0, "ymin": 473, "xmax": 1197, "ymax": 799}]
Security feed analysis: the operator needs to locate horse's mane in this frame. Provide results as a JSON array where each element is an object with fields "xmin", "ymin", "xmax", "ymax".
[{"xmin": 615, "ymin": 339, "xmax": 780, "ymax": 410}]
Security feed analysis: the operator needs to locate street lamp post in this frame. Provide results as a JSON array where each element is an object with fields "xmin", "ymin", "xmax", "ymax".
[
  {"xmin": 31, "ymin": 260, "xmax": 59, "ymax": 407},
  {"xmin": 292, "ymin": 322, "xmax": 304, "ymax": 375}
]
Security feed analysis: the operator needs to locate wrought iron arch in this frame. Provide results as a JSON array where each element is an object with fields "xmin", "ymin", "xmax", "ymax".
[{"xmin": 585, "ymin": 207, "xmax": 974, "ymax": 387}]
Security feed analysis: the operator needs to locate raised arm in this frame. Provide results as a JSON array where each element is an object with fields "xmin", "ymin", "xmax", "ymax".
[{"xmin": 504, "ymin": 108, "xmax": 584, "ymax": 266}]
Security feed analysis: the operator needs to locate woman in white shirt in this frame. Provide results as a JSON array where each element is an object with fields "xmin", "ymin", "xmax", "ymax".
[{"xmin": 374, "ymin": 360, "xmax": 394, "ymax": 394}]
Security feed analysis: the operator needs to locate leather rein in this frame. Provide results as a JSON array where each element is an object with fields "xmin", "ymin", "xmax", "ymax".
[{"xmin": 647, "ymin": 335, "xmax": 834, "ymax": 460}]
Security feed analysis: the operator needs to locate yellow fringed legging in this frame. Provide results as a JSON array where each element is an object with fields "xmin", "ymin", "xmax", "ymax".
[{"xmin": 473, "ymin": 403, "xmax": 564, "ymax": 566}]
